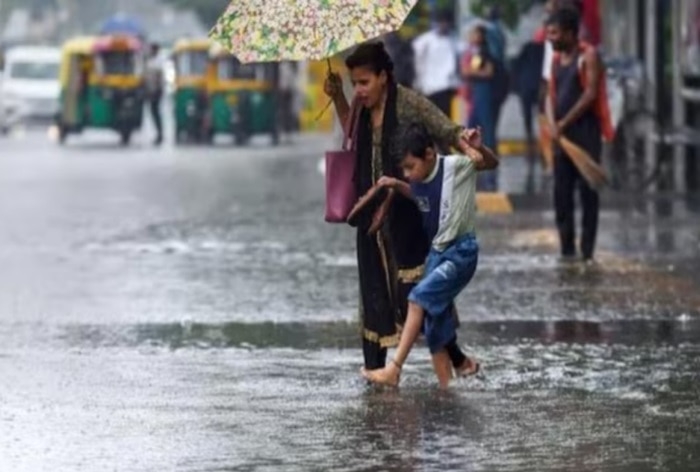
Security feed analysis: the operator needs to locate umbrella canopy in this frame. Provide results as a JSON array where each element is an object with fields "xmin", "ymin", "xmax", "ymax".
[
  {"xmin": 100, "ymin": 14, "xmax": 145, "ymax": 37},
  {"xmin": 210, "ymin": 0, "xmax": 418, "ymax": 63}
]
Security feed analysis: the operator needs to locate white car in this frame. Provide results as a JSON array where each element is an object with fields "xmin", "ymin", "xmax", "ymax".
[{"xmin": 0, "ymin": 46, "xmax": 61, "ymax": 133}]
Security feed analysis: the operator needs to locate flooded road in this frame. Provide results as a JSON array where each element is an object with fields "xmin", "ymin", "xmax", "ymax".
[{"xmin": 1, "ymin": 130, "xmax": 699, "ymax": 471}]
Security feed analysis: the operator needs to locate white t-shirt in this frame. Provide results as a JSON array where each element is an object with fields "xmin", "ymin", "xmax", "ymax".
[
  {"xmin": 410, "ymin": 154, "xmax": 477, "ymax": 251},
  {"xmin": 412, "ymin": 30, "xmax": 458, "ymax": 96},
  {"xmin": 542, "ymin": 41, "xmax": 554, "ymax": 81},
  {"xmin": 146, "ymin": 55, "xmax": 164, "ymax": 94}
]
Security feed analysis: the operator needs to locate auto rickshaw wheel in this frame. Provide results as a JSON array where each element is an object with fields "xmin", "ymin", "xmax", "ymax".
[
  {"xmin": 202, "ymin": 128, "xmax": 214, "ymax": 145},
  {"xmin": 234, "ymin": 131, "xmax": 249, "ymax": 146}
]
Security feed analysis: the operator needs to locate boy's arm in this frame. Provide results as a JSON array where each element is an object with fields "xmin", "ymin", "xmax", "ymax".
[
  {"xmin": 377, "ymin": 176, "xmax": 413, "ymax": 200},
  {"xmin": 473, "ymin": 144, "xmax": 499, "ymax": 171},
  {"xmin": 463, "ymin": 128, "xmax": 499, "ymax": 171}
]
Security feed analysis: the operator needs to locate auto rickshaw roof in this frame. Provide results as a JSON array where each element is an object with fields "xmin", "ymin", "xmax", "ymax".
[
  {"xmin": 173, "ymin": 39, "xmax": 211, "ymax": 54},
  {"xmin": 61, "ymin": 35, "xmax": 142, "ymax": 55}
]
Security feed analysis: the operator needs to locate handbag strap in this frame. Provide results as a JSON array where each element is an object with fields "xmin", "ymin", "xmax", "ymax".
[{"xmin": 342, "ymin": 98, "xmax": 360, "ymax": 151}]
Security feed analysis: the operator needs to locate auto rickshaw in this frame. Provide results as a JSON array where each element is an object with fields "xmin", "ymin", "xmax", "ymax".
[
  {"xmin": 207, "ymin": 44, "xmax": 279, "ymax": 146},
  {"xmin": 56, "ymin": 35, "xmax": 145, "ymax": 145},
  {"xmin": 172, "ymin": 39, "xmax": 210, "ymax": 143}
]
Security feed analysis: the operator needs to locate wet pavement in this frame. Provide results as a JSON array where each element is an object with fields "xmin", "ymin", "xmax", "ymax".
[{"xmin": 1, "ymin": 127, "xmax": 699, "ymax": 471}]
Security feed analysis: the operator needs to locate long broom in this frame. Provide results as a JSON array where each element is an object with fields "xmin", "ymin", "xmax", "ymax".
[
  {"xmin": 538, "ymin": 113, "xmax": 554, "ymax": 173},
  {"xmin": 559, "ymin": 136, "xmax": 608, "ymax": 189}
]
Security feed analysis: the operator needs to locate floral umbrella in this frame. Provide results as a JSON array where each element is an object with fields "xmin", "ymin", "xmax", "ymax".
[{"xmin": 209, "ymin": 0, "xmax": 418, "ymax": 63}]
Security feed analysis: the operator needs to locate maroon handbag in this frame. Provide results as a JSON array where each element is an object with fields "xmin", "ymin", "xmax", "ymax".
[{"xmin": 324, "ymin": 101, "xmax": 359, "ymax": 223}]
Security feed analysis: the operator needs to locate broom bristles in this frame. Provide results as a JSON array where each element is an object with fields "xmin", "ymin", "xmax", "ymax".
[
  {"xmin": 538, "ymin": 114, "xmax": 554, "ymax": 171},
  {"xmin": 560, "ymin": 137, "xmax": 608, "ymax": 189}
]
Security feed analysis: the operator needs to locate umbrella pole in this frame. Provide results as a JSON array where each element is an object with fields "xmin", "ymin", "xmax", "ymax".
[{"xmin": 315, "ymin": 58, "xmax": 335, "ymax": 121}]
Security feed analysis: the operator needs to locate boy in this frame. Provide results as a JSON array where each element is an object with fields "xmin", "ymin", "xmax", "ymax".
[{"xmin": 362, "ymin": 123, "xmax": 499, "ymax": 388}]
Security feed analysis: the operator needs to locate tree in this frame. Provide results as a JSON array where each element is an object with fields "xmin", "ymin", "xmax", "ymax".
[
  {"xmin": 469, "ymin": 0, "xmax": 543, "ymax": 30},
  {"xmin": 161, "ymin": 0, "xmax": 229, "ymax": 28}
]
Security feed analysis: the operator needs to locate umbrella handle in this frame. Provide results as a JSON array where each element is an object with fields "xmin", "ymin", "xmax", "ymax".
[
  {"xmin": 315, "ymin": 99, "xmax": 333, "ymax": 122},
  {"xmin": 316, "ymin": 59, "xmax": 335, "ymax": 121}
]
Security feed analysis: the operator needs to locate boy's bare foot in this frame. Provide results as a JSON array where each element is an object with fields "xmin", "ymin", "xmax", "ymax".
[
  {"xmin": 455, "ymin": 356, "xmax": 480, "ymax": 377},
  {"xmin": 361, "ymin": 360, "xmax": 401, "ymax": 387},
  {"xmin": 432, "ymin": 350, "xmax": 452, "ymax": 389}
]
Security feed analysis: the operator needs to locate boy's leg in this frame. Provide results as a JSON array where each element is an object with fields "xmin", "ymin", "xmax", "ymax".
[
  {"xmin": 361, "ymin": 301, "xmax": 425, "ymax": 387},
  {"xmin": 445, "ymin": 336, "xmax": 480, "ymax": 377},
  {"xmin": 445, "ymin": 337, "xmax": 466, "ymax": 368},
  {"xmin": 431, "ymin": 349, "xmax": 452, "ymax": 389}
]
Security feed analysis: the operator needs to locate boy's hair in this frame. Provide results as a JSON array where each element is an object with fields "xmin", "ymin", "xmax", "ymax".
[
  {"xmin": 547, "ymin": 8, "xmax": 580, "ymax": 37},
  {"xmin": 399, "ymin": 123, "xmax": 435, "ymax": 161}
]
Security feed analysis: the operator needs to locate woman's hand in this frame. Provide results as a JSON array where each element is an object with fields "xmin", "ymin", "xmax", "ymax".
[
  {"xmin": 323, "ymin": 72, "xmax": 343, "ymax": 99},
  {"xmin": 377, "ymin": 176, "xmax": 399, "ymax": 189}
]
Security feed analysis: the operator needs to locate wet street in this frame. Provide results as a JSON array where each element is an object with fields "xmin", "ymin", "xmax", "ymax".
[{"xmin": 1, "ymin": 127, "xmax": 700, "ymax": 472}]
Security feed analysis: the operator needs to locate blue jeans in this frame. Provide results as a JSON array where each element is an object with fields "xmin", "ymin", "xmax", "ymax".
[{"xmin": 408, "ymin": 233, "xmax": 479, "ymax": 353}]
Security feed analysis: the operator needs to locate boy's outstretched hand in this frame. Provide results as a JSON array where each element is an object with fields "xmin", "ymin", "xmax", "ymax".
[
  {"xmin": 461, "ymin": 127, "xmax": 499, "ymax": 171},
  {"xmin": 464, "ymin": 127, "xmax": 482, "ymax": 149}
]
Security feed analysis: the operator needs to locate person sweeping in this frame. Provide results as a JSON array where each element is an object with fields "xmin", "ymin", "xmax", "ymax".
[{"xmin": 546, "ymin": 8, "xmax": 613, "ymax": 262}]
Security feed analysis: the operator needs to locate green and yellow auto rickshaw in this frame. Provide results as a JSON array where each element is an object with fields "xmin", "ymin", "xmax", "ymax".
[
  {"xmin": 172, "ymin": 38, "xmax": 210, "ymax": 143},
  {"xmin": 56, "ymin": 35, "xmax": 145, "ymax": 145},
  {"xmin": 207, "ymin": 44, "xmax": 279, "ymax": 146}
]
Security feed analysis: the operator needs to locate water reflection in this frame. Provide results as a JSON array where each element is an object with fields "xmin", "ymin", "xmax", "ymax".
[{"xmin": 50, "ymin": 319, "xmax": 700, "ymax": 351}]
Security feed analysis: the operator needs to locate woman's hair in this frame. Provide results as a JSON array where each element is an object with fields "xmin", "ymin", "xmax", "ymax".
[
  {"xmin": 345, "ymin": 41, "xmax": 394, "ymax": 79},
  {"xmin": 473, "ymin": 24, "xmax": 488, "ymax": 42},
  {"xmin": 399, "ymin": 123, "xmax": 434, "ymax": 160}
]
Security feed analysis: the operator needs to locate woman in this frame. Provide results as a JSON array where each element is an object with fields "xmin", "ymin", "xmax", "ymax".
[
  {"xmin": 323, "ymin": 42, "xmax": 480, "ymax": 376},
  {"xmin": 462, "ymin": 25, "xmax": 498, "ymax": 191}
]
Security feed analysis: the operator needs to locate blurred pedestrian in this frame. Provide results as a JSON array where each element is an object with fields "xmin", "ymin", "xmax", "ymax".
[
  {"xmin": 512, "ymin": 36, "xmax": 545, "ymax": 163},
  {"xmin": 542, "ymin": 0, "xmax": 585, "ymax": 96},
  {"xmin": 322, "ymin": 41, "xmax": 481, "ymax": 377},
  {"xmin": 145, "ymin": 42, "xmax": 164, "ymax": 146},
  {"xmin": 540, "ymin": 0, "xmax": 586, "ymax": 175},
  {"xmin": 547, "ymin": 8, "xmax": 612, "ymax": 262},
  {"xmin": 278, "ymin": 61, "xmax": 298, "ymax": 139},
  {"xmin": 485, "ymin": 5, "xmax": 510, "ymax": 133},
  {"xmin": 412, "ymin": 10, "xmax": 458, "ymax": 116},
  {"xmin": 462, "ymin": 24, "xmax": 498, "ymax": 191},
  {"xmin": 384, "ymin": 32, "xmax": 415, "ymax": 88}
]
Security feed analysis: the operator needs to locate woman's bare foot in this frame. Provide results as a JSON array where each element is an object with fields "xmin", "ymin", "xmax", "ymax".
[
  {"xmin": 361, "ymin": 361, "xmax": 401, "ymax": 387},
  {"xmin": 455, "ymin": 356, "xmax": 480, "ymax": 377}
]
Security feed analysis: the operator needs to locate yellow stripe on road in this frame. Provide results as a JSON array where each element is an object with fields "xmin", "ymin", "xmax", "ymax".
[{"xmin": 498, "ymin": 140, "xmax": 529, "ymax": 157}]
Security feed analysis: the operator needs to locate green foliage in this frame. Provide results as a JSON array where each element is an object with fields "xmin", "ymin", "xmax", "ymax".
[
  {"xmin": 469, "ymin": 0, "xmax": 542, "ymax": 30},
  {"xmin": 162, "ymin": 0, "xmax": 230, "ymax": 27}
]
